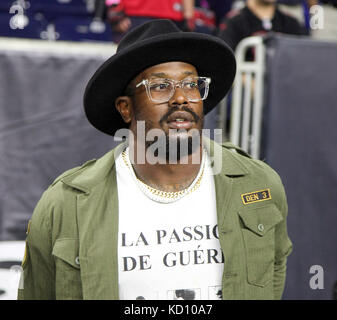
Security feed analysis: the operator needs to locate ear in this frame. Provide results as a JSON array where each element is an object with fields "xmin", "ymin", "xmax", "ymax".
[{"xmin": 115, "ymin": 96, "xmax": 133, "ymax": 124}]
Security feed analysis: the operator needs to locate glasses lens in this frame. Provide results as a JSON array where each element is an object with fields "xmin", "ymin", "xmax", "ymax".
[
  {"xmin": 148, "ymin": 79, "xmax": 174, "ymax": 103},
  {"xmin": 182, "ymin": 78, "xmax": 208, "ymax": 102}
]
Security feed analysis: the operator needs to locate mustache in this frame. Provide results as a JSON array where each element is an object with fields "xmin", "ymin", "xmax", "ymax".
[{"xmin": 159, "ymin": 106, "xmax": 200, "ymax": 125}]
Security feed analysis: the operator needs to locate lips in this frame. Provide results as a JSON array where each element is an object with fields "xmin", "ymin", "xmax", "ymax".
[{"xmin": 167, "ymin": 111, "xmax": 195, "ymax": 130}]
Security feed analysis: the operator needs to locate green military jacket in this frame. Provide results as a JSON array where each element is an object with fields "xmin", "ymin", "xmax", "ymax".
[{"xmin": 18, "ymin": 139, "xmax": 292, "ymax": 300}]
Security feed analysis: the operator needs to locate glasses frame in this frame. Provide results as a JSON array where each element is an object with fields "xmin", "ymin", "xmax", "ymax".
[{"xmin": 135, "ymin": 76, "xmax": 211, "ymax": 103}]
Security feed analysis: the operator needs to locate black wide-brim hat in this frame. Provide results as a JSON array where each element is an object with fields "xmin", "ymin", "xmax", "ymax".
[{"xmin": 84, "ymin": 19, "xmax": 236, "ymax": 136}]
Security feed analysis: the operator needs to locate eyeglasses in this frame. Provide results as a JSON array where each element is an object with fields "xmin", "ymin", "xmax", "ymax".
[{"xmin": 135, "ymin": 76, "xmax": 211, "ymax": 103}]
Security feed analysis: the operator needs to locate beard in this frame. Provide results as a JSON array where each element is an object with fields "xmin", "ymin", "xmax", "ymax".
[
  {"xmin": 134, "ymin": 105, "xmax": 204, "ymax": 163},
  {"xmin": 146, "ymin": 129, "xmax": 202, "ymax": 162}
]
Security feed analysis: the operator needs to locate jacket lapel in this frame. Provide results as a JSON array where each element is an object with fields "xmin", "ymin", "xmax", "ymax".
[
  {"xmin": 203, "ymin": 138, "xmax": 249, "ymax": 230},
  {"xmin": 62, "ymin": 143, "xmax": 125, "ymax": 299},
  {"xmin": 76, "ymin": 167, "xmax": 119, "ymax": 299}
]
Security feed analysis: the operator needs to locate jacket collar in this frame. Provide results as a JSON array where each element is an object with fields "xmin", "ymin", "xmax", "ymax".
[
  {"xmin": 61, "ymin": 137, "xmax": 249, "ymax": 193},
  {"xmin": 203, "ymin": 137, "xmax": 250, "ymax": 176},
  {"xmin": 61, "ymin": 141, "xmax": 125, "ymax": 193}
]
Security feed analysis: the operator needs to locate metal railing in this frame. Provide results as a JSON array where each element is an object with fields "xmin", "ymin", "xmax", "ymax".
[{"xmin": 229, "ymin": 36, "xmax": 266, "ymax": 159}]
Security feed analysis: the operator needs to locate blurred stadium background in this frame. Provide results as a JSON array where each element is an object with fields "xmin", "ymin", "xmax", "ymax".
[{"xmin": 0, "ymin": 0, "xmax": 336, "ymax": 300}]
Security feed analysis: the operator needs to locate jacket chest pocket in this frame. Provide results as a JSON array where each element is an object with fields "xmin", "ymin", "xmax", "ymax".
[
  {"xmin": 52, "ymin": 238, "xmax": 83, "ymax": 299},
  {"xmin": 238, "ymin": 204, "xmax": 283, "ymax": 287}
]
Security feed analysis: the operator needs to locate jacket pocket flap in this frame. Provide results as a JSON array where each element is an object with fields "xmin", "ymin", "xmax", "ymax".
[
  {"xmin": 52, "ymin": 238, "xmax": 80, "ymax": 269},
  {"xmin": 238, "ymin": 204, "xmax": 283, "ymax": 236}
]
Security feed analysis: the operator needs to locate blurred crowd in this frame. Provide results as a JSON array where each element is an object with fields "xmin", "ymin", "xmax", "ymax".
[
  {"xmin": 1, "ymin": 0, "xmax": 336, "ymax": 44},
  {"xmin": 92, "ymin": 0, "xmax": 337, "ymax": 47}
]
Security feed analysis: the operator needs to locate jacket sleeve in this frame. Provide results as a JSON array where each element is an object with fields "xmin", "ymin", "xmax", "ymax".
[
  {"xmin": 17, "ymin": 190, "xmax": 55, "ymax": 300},
  {"xmin": 273, "ymin": 179, "xmax": 293, "ymax": 300}
]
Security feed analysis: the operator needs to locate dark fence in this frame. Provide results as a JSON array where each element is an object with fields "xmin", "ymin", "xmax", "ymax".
[
  {"xmin": 264, "ymin": 35, "xmax": 337, "ymax": 300},
  {"xmin": 0, "ymin": 41, "xmax": 116, "ymax": 240}
]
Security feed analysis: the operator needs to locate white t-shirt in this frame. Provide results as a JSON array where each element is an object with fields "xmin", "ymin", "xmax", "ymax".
[{"xmin": 116, "ymin": 150, "xmax": 224, "ymax": 300}]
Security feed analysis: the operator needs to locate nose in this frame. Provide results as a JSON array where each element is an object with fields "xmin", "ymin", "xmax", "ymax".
[{"xmin": 168, "ymin": 86, "xmax": 189, "ymax": 107}]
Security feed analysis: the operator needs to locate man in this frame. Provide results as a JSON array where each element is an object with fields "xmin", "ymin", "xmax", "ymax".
[
  {"xmin": 92, "ymin": 0, "xmax": 195, "ymax": 43},
  {"xmin": 18, "ymin": 19, "xmax": 292, "ymax": 300},
  {"xmin": 218, "ymin": 0, "xmax": 308, "ymax": 53}
]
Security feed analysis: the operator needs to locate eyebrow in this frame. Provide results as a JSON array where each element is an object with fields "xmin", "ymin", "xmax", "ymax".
[
  {"xmin": 149, "ymin": 72, "xmax": 167, "ymax": 78},
  {"xmin": 182, "ymin": 71, "xmax": 196, "ymax": 76}
]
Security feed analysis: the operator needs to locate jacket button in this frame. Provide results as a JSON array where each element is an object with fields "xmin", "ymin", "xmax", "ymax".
[
  {"xmin": 257, "ymin": 224, "xmax": 264, "ymax": 232},
  {"xmin": 75, "ymin": 256, "xmax": 80, "ymax": 265}
]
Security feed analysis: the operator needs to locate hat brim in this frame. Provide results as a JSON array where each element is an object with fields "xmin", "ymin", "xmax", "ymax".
[{"xmin": 84, "ymin": 32, "xmax": 236, "ymax": 136}]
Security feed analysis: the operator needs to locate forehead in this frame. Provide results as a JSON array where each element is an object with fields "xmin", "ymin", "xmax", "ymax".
[{"xmin": 137, "ymin": 61, "xmax": 198, "ymax": 80}]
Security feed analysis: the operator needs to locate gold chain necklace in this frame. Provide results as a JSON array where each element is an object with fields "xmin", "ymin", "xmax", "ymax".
[{"xmin": 121, "ymin": 148, "xmax": 206, "ymax": 203}]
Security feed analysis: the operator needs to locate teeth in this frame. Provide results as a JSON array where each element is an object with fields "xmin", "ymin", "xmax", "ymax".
[{"xmin": 175, "ymin": 119, "xmax": 185, "ymax": 122}]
